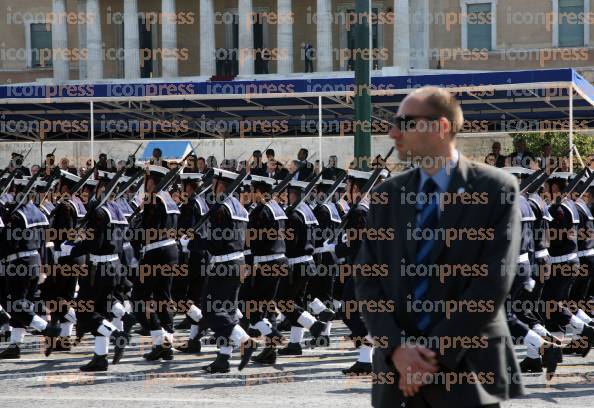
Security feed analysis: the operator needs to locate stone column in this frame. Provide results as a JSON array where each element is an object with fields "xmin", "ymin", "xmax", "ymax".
[
  {"xmin": 52, "ymin": 0, "xmax": 69, "ymax": 81},
  {"xmin": 123, "ymin": 0, "xmax": 140, "ymax": 79},
  {"xmin": 161, "ymin": 0, "xmax": 178, "ymax": 77},
  {"xmin": 86, "ymin": 0, "xmax": 104, "ymax": 80},
  {"xmin": 200, "ymin": 0, "xmax": 216, "ymax": 76},
  {"xmin": 316, "ymin": 0, "xmax": 333, "ymax": 72},
  {"xmin": 238, "ymin": 0, "xmax": 255, "ymax": 75},
  {"xmin": 393, "ymin": 0, "xmax": 410, "ymax": 73},
  {"xmin": 277, "ymin": 0, "xmax": 293, "ymax": 74},
  {"xmin": 410, "ymin": 0, "xmax": 429, "ymax": 69},
  {"xmin": 76, "ymin": 0, "xmax": 87, "ymax": 79}
]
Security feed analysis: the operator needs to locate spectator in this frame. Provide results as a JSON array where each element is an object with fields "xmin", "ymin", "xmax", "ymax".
[
  {"xmin": 484, "ymin": 153, "xmax": 497, "ymax": 166},
  {"xmin": 250, "ymin": 150, "xmax": 266, "ymax": 176},
  {"xmin": 30, "ymin": 164, "xmax": 40, "ymax": 177},
  {"xmin": 508, "ymin": 139, "xmax": 535, "ymax": 168},
  {"xmin": 485, "ymin": 142, "xmax": 506, "ymax": 168},
  {"xmin": 321, "ymin": 155, "xmax": 346, "ymax": 180},
  {"xmin": 197, "ymin": 156, "xmax": 207, "ymax": 173},
  {"xmin": 537, "ymin": 143, "xmax": 555, "ymax": 174},
  {"xmin": 149, "ymin": 148, "xmax": 168, "ymax": 167},
  {"xmin": 297, "ymin": 148, "xmax": 314, "ymax": 181},
  {"xmin": 303, "ymin": 42, "xmax": 314, "ymax": 73}
]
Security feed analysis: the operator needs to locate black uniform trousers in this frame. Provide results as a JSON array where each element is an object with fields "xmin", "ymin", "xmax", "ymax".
[
  {"xmin": 276, "ymin": 260, "xmax": 316, "ymax": 326},
  {"xmin": 75, "ymin": 259, "xmax": 119, "ymax": 336},
  {"xmin": 570, "ymin": 255, "xmax": 594, "ymax": 303},
  {"xmin": 132, "ymin": 244, "xmax": 178, "ymax": 334},
  {"xmin": 308, "ymin": 252, "xmax": 336, "ymax": 306},
  {"xmin": 5, "ymin": 256, "xmax": 41, "ymax": 329},
  {"xmin": 341, "ymin": 275, "xmax": 368, "ymax": 341},
  {"xmin": 541, "ymin": 259, "xmax": 579, "ymax": 331},
  {"xmin": 39, "ymin": 254, "xmax": 84, "ymax": 324},
  {"xmin": 200, "ymin": 258, "xmax": 243, "ymax": 343},
  {"xmin": 242, "ymin": 257, "xmax": 287, "ymax": 325}
]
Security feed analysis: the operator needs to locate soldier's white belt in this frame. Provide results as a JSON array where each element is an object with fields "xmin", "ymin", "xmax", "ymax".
[
  {"xmin": 89, "ymin": 254, "xmax": 119, "ymax": 264},
  {"xmin": 142, "ymin": 239, "xmax": 177, "ymax": 255},
  {"xmin": 244, "ymin": 249, "xmax": 252, "ymax": 256},
  {"xmin": 577, "ymin": 248, "xmax": 594, "ymax": 258},
  {"xmin": 287, "ymin": 255, "xmax": 314, "ymax": 265},
  {"xmin": 517, "ymin": 253, "xmax": 529, "ymax": 264},
  {"xmin": 210, "ymin": 251, "xmax": 245, "ymax": 264},
  {"xmin": 6, "ymin": 250, "xmax": 39, "ymax": 262},
  {"xmin": 549, "ymin": 253, "xmax": 578, "ymax": 264},
  {"xmin": 314, "ymin": 243, "xmax": 336, "ymax": 254},
  {"xmin": 45, "ymin": 242, "xmax": 54, "ymax": 249},
  {"xmin": 123, "ymin": 242, "xmax": 133, "ymax": 250},
  {"xmin": 254, "ymin": 254, "xmax": 285, "ymax": 264},
  {"xmin": 534, "ymin": 249, "xmax": 549, "ymax": 259}
]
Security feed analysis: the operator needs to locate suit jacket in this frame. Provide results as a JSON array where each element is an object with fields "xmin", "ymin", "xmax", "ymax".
[
  {"xmin": 297, "ymin": 160, "xmax": 314, "ymax": 181},
  {"xmin": 355, "ymin": 155, "xmax": 523, "ymax": 408}
]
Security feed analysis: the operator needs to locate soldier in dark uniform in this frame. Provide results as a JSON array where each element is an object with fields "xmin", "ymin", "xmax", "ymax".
[
  {"xmin": 200, "ymin": 168, "xmax": 257, "ymax": 373},
  {"xmin": 40, "ymin": 170, "xmax": 89, "ymax": 351},
  {"xmin": 59, "ymin": 170, "xmax": 128, "ymax": 371},
  {"xmin": 276, "ymin": 180, "xmax": 327, "ymax": 356},
  {"xmin": 0, "ymin": 178, "xmax": 60, "ymax": 359},
  {"xmin": 570, "ymin": 188, "xmax": 594, "ymax": 319},
  {"xmin": 306, "ymin": 179, "xmax": 343, "ymax": 347},
  {"xmin": 335, "ymin": 169, "xmax": 376, "ymax": 374},
  {"xmin": 545, "ymin": 173, "xmax": 594, "ymax": 356},
  {"xmin": 132, "ymin": 165, "xmax": 180, "ymax": 361},
  {"xmin": 241, "ymin": 175, "xmax": 288, "ymax": 365},
  {"xmin": 175, "ymin": 172, "xmax": 210, "ymax": 353}
]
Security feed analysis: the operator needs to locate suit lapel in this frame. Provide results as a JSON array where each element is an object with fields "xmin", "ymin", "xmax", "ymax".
[
  {"xmin": 399, "ymin": 169, "xmax": 419, "ymax": 265},
  {"xmin": 429, "ymin": 155, "xmax": 472, "ymax": 264}
]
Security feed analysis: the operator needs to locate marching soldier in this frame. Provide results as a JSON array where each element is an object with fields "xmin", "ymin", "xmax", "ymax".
[
  {"xmin": 132, "ymin": 165, "xmax": 180, "ymax": 361},
  {"xmin": 176, "ymin": 172, "xmax": 210, "ymax": 353},
  {"xmin": 199, "ymin": 168, "xmax": 257, "ymax": 373},
  {"xmin": 276, "ymin": 180, "xmax": 327, "ymax": 356},
  {"xmin": 243, "ymin": 175, "xmax": 288, "ymax": 365},
  {"xmin": 59, "ymin": 170, "xmax": 128, "ymax": 371},
  {"xmin": 0, "ymin": 178, "xmax": 60, "ymax": 359}
]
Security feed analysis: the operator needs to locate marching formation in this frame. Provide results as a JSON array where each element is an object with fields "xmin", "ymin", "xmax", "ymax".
[
  {"xmin": 1, "ymin": 145, "xmax": 594, "ymax": 382},
  {"xmin": 0, "ymin": 146, "xmax": 390, "ymax": 375}
]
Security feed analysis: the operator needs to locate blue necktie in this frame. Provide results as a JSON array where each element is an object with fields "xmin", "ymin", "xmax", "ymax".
[{"xmin": 415, "ymin": 177, "xmax": 439, "ymax": 332}]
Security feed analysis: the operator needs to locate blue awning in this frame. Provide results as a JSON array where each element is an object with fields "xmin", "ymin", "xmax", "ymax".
[
  {"xmin": 0, "ymin": 68, "xmax": 592, "ymax": 141},
  {"xmin": 141, "ymin": 141, "xmax": 192, "ymax": 161}
]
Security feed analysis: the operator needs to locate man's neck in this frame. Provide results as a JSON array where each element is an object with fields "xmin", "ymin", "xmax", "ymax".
[{"xmin": 419, "ymin": 147, "xmax": 457, "ymax": 176}]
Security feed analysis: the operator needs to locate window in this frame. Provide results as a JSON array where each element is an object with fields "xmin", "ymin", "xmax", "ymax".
[
  {"xmin": 460, "ymin": 0, "xmax": 497, "ymax": 51},
  {"xmin": 467, "ymin": 3, "xmax": 492, "ymax": 50},
  {"xmin": 559, "ymin": 0, "xmax": 584, "ymax": 47},
  {"xmin": 30, "ymin": 23, "xmax": 52, "ymax": 67},
  {"xmin": 340, "ymin": 7, "xmax": 383, "ymax": 71}
]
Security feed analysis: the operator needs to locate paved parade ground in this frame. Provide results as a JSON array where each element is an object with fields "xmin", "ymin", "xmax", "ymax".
[{"xmin": 0, "ymin": 322, "xmax": 593, "ymax": 408}]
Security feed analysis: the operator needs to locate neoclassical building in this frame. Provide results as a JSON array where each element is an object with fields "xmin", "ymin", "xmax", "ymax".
[{"xmin": 1, "ymin": 0, "xmax": 594, "ymax": 84}]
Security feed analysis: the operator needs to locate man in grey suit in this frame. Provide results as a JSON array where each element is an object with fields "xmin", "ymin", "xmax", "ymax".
[{"xmin": 355, "ymin": 87, "xmax": 524, "ymax": 408}]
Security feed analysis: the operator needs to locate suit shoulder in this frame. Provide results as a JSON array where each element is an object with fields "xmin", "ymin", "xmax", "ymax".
[
  {"xmin": 371, "ymin": 167, "xmax": 415, "ymax": 194},
  {"xmin": 467, "ymin": 161, "xmax": 518, "ymax": 191}
]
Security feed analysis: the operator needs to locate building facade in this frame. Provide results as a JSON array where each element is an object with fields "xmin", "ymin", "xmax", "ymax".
[{"xmin": 1, "ymin": 0, "xmax": 594, "ymax": 84}]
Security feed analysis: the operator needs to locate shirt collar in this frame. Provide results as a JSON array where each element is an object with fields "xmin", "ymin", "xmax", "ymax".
[{"xmin": 418, "ymin": 150, "xmax": 460, "ymax": 193}]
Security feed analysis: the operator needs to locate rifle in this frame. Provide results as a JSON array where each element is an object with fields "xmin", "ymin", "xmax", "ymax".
[
  {"xmin": 313, "ymin": 172, "xmax": 349, "ymax": 210},
  {"xmin": 114, "ymin": 168, "xmax": 145, "ymax": 201},
  {"xmin": 1, "ymin": 147, "xmax": 56, "ymax": 197},
  {"xmin": 9, "ymin": 149, "xmax": 55, "ymax": 217}
]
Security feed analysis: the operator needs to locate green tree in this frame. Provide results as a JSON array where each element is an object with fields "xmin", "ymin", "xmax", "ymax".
[{"xmin": 510, "ymin": 132, "xmax": 594, "ymax": 169}]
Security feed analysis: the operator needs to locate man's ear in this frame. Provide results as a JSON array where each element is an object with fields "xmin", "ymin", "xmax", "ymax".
[{"xmin": 438, "ymin": 117, "xmax": 451, "ymax": 140}]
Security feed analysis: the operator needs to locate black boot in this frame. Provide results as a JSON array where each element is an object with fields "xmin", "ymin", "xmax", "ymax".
[
  {"xmin": 80, "ymin": 354, "xmax": 108, "ymax": 372},
  {"xmin": 519, "ymin": 356, "xmax": 543, "ymax": 373},
  {"xmin": 342, "ymin": 361, "xmax": 372, "ymax": 375},
  {"xmin": 306, "ymin": 335, "xmax": 330, "ymax": 348},
  {"xmin": 176, "ymin": 337, "xmax": 202, "ymax": 354},
  {"xmin": 238, "ymin": 338, "xmax": 258, "ymax": 371},
  {"xmin": 251, "ymin": 347, "xmax": 276, "ymax": 365},
  {"xmin": 203, "ymin": 353, "xmax": 230, "ymax": 373},
  {"xmin": 565, "ymin": 325, "xmax": 594, "ymax": 357},
  {"xmin": 174, "ymin": 317, "xmax": 192, "ymax": 330},
  {"xmin": 1, "ymin": 330, "xmax": 11, "ymax": 343},
  {"xmin": 309, "ymin": 321, "xmax": 326, "ymax": 338},
  {"xmin": 42, "ymin": 324, "xmax": 62, "ymax": 357},
  {"xmin": 53, "ymin": 337, "xmax": 72, "ymax": 352},
  {"xmin": 143, "ymin": 345, "xmax": 174, "ymax": 361},
  {"xmin": 277, "ymin": 318, "xmax": 291, "ymax": 332},
  {"xmin": 0, "ymin": 344, "xmax": 20, "ymax": 359},
  {"xmin": 543, "ymin": 343, "xmax": 563, "ymax": 379},
  {"xmin": 318, "ymin": 308, "xmax": 335, "ymax": 323},
  {"xmin": 278, "ymin": 342, "xmax": 302, "ymax": 356},
  {"xmin": 112, "ymin": 331, "xmax": 128, "ymax": 364}
]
